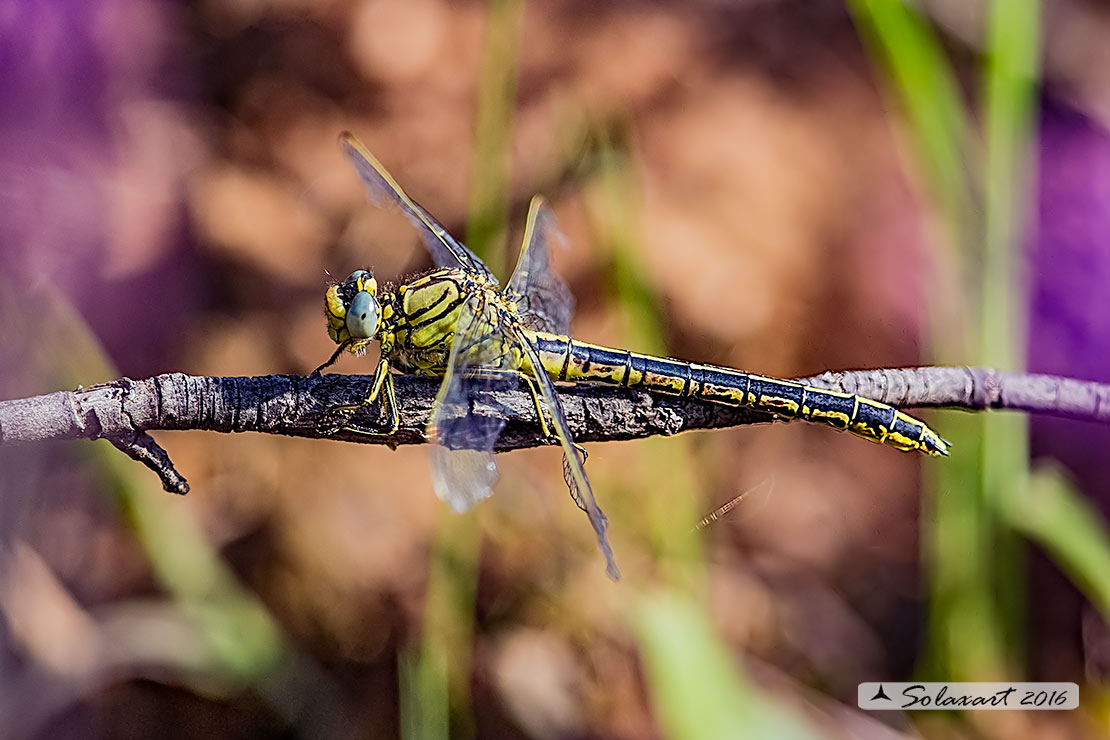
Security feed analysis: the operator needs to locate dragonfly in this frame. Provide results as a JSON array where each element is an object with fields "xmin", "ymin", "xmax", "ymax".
[{"xmin": 318, "ymin": 132, "xmax": 949, "ymax": 580}]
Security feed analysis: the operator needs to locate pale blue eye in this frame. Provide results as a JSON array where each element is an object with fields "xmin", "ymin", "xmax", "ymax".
[{"xmin": 346, "ymin": 291, "xmax": 380, "ymax": 339}]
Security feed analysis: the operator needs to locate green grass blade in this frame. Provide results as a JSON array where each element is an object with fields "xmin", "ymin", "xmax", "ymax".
[
  {"xmin": 465, "ymin": 0, "xmax": 525, "ymax": 271},
  {"xmin": 982, "ymin": 0, "xmax": 1039, "ymax": 368},
  {"xmin": 634, "ymin": 593, "xmax": 821, "ymax": 740},
  {"xmin": 589, "ymin": 130, "xmax": 704, "ymax": 580},
  {"xmin": 847, "ymin": 0, "xmax": 978, "ymax": 247},
  {"xmin": 0, "ymin": 281, "xmax": 303, "ymax": 715},
  {"xmin": 849, "ymin": 0, "xmax": 1043, "ymax": 685},
  {"xmin": 400, "ymin": 640, "xmax": 451, "ymax": 740},
  {"xmin": 1004, "ymin": 468, "xmax": 1110, "ymax": 621},
  {"xmin": 978, "ymin": 0, "xmax": 1040, "ymax": 668},
  {"xmin": 404, "ymin": 3, "xmax": 526, "ymax": 736}
]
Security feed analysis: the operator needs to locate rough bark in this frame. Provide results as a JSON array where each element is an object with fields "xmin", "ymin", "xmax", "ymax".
[{"xmin": 1, "ymin": 367, "xmax": 1106, "ymax": 494}]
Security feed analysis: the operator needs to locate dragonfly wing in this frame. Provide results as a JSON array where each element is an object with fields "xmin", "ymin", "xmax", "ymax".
[
  {"xmin": 505, "ymin": 196, "xmax": 575, "ymax": 335},
  {"xmin": 512, "ymin": 322, "xmax": 620, "ymax": 580},
  {"xmin": 428, "ymin": 294, "xmax": 507, "ymax": 512},
  {"xmin": 340, "ymin": 133, "xmax": 498, "ymax": 282},
  {"xmin": 429, "ymin": 444, "xmax": 499, "ymax": 513}
]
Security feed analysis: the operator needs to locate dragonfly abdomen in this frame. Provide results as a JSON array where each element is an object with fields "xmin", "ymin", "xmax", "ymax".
[{"xmin": 529, "ymin": 333, "xmax": 948, "ymax": 456}]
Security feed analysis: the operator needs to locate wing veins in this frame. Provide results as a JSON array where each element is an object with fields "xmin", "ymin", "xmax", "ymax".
[
  {"xmin": 340, "ymin": 133, "xmax": 496, "ymax": 281},
  {"xmin": 512, "ymin": 322, "xmax": 620, "ymax": 580},
  {"xmin": 505, "ymin": 196, "xmax": 575, "ymax": 335},
  {"xmin": 428, "ymin": 295, "xmax": 504, "ymax": 511}
]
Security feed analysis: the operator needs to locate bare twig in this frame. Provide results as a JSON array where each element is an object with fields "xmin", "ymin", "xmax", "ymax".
[
  {"xmin": 803, "ymin": 367, "xmax": 1110, "ymax": 421},
  {"xmin": 0, "ymin": 367, "xmax": 1106, "ymax": 494}
]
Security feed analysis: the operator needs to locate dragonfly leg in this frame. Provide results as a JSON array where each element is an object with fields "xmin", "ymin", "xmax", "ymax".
[
  {"xmin": 508, "ymin": 371, "xmax": 594, "ymax": 510},
  {"xmin": 514, "ymin": 372, "xmax": 554, "ymax": 440},
  {"xmin": 463, "ymin": 368, "xmax": 596, "ymax": 512},
  {"xmin": 509, "ymin": 371, "xmax": 580, "ymax": 450},
  {"xmin": 322, "ymin": 358, "xmax": 400, "ymax": 437},
  {"xmin": 502, "ymin": 368, "xmax": 594, "ymax": 510},
  {"xmin": 311, "ymin": 341, "xmax": 349, "ymax": 375},
  {"xmin": 454, "ymin": 369, "xmax": 557, "ymax": 440}
]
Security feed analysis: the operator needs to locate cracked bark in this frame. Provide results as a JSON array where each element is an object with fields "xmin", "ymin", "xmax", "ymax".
[{"xmin": 0, "ymin": 367, "xmax": 1107, "ymax": 495}]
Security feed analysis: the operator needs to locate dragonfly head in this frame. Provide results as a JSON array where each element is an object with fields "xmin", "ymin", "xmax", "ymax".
[{"xmin": 325, "ymin": 269, "xmax": 381, "ymax": 352}]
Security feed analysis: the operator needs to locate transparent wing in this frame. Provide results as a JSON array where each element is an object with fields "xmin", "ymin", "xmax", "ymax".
[
  {"xmin": 340, "ymin": 132, "xmax": 497, "ymax": 282},
  {"xmin": 428, "ymin": 295, "xmax": 507, "ymax": 512},
  {"xmin": 511, "ymin": 322, "xmax": 620, "ymax": 580},
  {"xmin": 505, "ymin": 196, "xmax": 575, "ymax": 335}
]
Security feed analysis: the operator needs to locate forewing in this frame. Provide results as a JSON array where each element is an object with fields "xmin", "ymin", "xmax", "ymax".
[
  {"xmin": 428, "ymin": 295, "xmax": 506, "ymax": 512},
  {"xmin": 505, "ymin": 196, "xmax": 575, "ymax": 335},
  {"xmin": 512, "ymin": 323, "xmax": 620, "ymax": 580},
  {"xmin": 340, "ymin": 133, "xmax": 497, "ymax": 282}
]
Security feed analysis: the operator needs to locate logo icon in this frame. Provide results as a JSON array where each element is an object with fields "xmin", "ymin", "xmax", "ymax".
[{"xmin": 870, "ymin": 685, "xmax": 892, "ymax": 702}]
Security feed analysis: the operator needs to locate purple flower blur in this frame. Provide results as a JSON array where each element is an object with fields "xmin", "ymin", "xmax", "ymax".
[{"xmin": 1030, "ymin": 99, "xmax": 1110, "ymax": 503}]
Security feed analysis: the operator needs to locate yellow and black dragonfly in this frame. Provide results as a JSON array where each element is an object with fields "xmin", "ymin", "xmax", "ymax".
[{"xmin": 319, "ymin": 133, "xmax": 949, "ymax": 580}]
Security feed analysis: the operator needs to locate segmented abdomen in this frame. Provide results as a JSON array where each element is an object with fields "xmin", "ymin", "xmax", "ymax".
[{"xmin": 528, "ymin": 333, "xmax": 949, "ymax": 456}]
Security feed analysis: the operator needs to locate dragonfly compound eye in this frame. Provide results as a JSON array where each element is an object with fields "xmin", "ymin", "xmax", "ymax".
[{"xmin": 345, "ymin": 290, "xmax": 381, "ymax": 340}]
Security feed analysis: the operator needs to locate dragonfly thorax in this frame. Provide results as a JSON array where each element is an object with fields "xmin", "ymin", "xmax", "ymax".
[{"xmin": 382, "ymin": 268, "xmax": 521, "ymax": 377}]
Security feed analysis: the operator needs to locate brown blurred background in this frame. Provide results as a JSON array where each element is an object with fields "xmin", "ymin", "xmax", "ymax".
[{"xmin": 1, "ymin": 0, "xmax": 1109, "ymax": 738}]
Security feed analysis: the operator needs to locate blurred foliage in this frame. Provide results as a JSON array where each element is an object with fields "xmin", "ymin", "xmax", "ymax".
[{"xmin": 634, "ymin": 592, "xmax": 821, "ymax": 740}]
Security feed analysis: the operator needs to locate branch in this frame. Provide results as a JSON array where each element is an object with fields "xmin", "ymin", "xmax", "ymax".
[{"xmin": 0, "ymin": 367, "xmax": 1106, "ymax": 494}]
